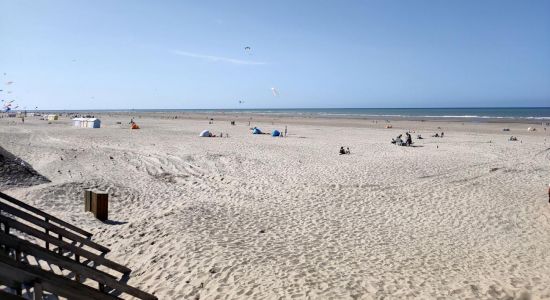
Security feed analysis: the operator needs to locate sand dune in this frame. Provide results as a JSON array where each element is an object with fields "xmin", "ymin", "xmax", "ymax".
[
  {"xmin": 1, "ymin": 114, "xmax": 550, "ymax": 299},
  {"xmin": 0, "ymin": 145, "xmax": 50, "ymax": 189}
]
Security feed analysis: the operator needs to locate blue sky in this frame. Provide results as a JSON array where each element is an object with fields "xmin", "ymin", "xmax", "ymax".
[{"xmin": 1, "ymin": 0, "xmax": 549, "ymax": 109}]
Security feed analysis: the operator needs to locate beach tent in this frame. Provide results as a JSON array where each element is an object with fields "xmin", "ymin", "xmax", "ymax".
[
  {"xmin": 272, "ymin": 130, "xmax": 281, "ymax": 137},
  {"xmin": 252, "ymin": 127, "xmax": 262, "ymax": 134},
  {"xmin": 47, "ymin": 114, "xmax": 59, "ymax": 121},
  {"xmin": 199, "ymin": 130, "xmax": 211, "ymax": 137},
  {"xmin": 131, "ymin": 123, "xmax": 140, "ymax": 129},
  {"xmin": 527, "ymin": 127, "xmax": 536, "ymax": 132}
]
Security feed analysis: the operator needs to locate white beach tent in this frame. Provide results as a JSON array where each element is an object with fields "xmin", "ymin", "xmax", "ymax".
[{"xmin": 199, "ymin": 130, "xmax": 211, "ymax": 137}]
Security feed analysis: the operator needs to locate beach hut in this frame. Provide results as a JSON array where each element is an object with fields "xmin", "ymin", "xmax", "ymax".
[
  {"xmin": 7, "ymin": 112, "xmax": 16, "ymax": 118},
  {"xmin": 199, "ymin": 130, "xmax": 211, "ymax": 137},
  {"xmin": 85, "ymin": 118, "xmax": 101, "ymax": 128},
  {"xmin": 47, "ymin": 114, "xmax": 59, "ymax": 121},
  {"xmin": 72, "ymin": 117, "xmax": 101, "ymax": 128},
  {"xmin": 72, "ymin": 117, "xmax": 84, "ymax": 127}
]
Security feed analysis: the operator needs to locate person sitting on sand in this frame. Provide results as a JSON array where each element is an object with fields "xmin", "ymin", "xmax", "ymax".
[
  {"xmin": 432, "ymin": 133, "xmax": 439, "ymax": 138},
  {"xmin": 405, "ymin": 133, "xmax": 412, "ymax": 146},
  {"xmin": 340, "ymin": 146, "xmax": 346, "ymax": 155},
  {"xmin": 417, "ymin": 134, "xmax": 423, "ymax": 139},
  {"xmin": 346, "ymin": 147, "xmax": 350, "ymax": 154},
  {"xmin": 441, "ymin": 132, "xmax": 444, "ymax": 138}
]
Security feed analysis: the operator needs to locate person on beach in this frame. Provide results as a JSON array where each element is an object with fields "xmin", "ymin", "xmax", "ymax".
[
  {"xmin": 441, "ymin": 132, "xmax": 444, "ymax": 138},
  {"xmin": 405, "ymin": 133, "xmax": 412, "ymax": 146},
  {"xmin": 339, "ymin": 147, "xmax": 346, "ymax": 155},
  {"xmin": 346, "ymin": 147, "xmax": 350, "ymax": 154},
  {"xmin": 548, "ymin": 183, "xmax": 550, "ymax": 203}
]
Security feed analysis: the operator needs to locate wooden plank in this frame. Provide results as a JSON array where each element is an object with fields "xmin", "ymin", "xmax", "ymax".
[
  {"xmin": 0, "ymin": 290, "xmax": 26, "ymax": 300},
  {"xmin": 0, "ymin": 253, "xmax": 118, "ymax": 300},
  {"xmin": 0, "ymin": 215, "xmax": 131, "ymax": 274},
  {"xmin": 0, "ymin": 232, "xmax": 157, "ymax": 300},
  {"xmin": 0, "ymin": 202, "xmax": 110, "ymax": 253},
  {"xmin": 0, "ymin": 191, "xmax": 92, "ymax": 238}
]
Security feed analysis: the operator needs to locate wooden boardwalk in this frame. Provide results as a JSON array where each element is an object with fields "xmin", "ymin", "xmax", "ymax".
[{"xmin": 0, "ymin": 191, "xmax": 157, "ymax": 299}]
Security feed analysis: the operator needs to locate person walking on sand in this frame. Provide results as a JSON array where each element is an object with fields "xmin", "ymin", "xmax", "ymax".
[{"xmin": 548, "ymin": 183, "xmax": 550, "ymax": 203}]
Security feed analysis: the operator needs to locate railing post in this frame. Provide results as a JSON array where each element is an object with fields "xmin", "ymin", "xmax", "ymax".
[
  {"xmin": 44, "ymin": 217, "xmax": 49, "ymax": 250},
  {"xmin": 34, "ymin": 282, "xmax": 43, "ymax": 300},
  {"xmin": 16, "ymin": 282, "xmax": 22, "ymax": 296},
  {"xmin": 58, "ymin": 233, "xmax": 62, "ymax": 254},
  {"xmin": 75, "ymin": 254, "xmax": 81, "ymax": 281}
]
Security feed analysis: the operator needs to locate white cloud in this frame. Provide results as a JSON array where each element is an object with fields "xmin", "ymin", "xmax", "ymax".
[{"xmin": 171, "ymin": 50, "xmax": 267, "ymax": 65}]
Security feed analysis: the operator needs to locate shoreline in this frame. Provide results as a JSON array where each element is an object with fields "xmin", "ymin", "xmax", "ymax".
[{"xmin": 15, "ymin": 110, "xmax": 550, "ymax": 125}]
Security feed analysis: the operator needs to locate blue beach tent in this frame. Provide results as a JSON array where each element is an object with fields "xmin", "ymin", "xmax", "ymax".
[{"xmin": 272, "ymin": 130, "xmax": 280, "ymax": 137}]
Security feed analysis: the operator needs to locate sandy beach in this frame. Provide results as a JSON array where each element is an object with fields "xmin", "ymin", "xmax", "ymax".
[{"xmin": 1, "ymin": 113, "xmax": 550, "ymax": 299}]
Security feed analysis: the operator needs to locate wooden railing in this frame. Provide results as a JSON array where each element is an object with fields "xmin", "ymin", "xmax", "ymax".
[
  {"xmin": 0, "ymin": 202, "xmax": 109, "ymax": 254},
  {"xmin": 0, "ymin": 192, "xmax": 157, "ymax": 299},
  {"xmin": 0, "ymin": 215, "xmax": 130, "ymax": 274},
  {"xmin": 0, "ymin": 252, "xmax": 117, "ymax": 300},
  {"xmin": 0, "ymin": 191, "xmax": 92, "ymax": 238}
]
